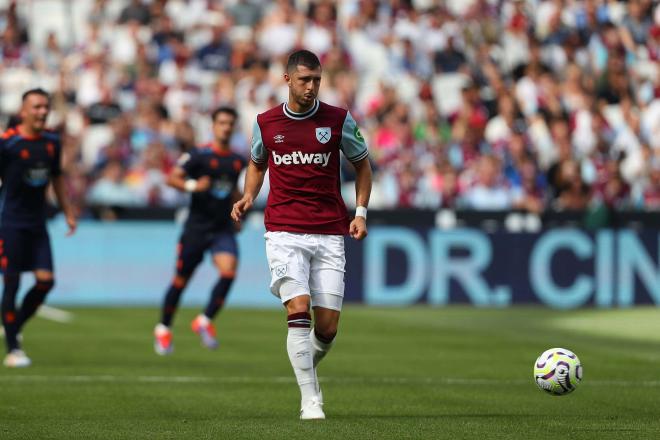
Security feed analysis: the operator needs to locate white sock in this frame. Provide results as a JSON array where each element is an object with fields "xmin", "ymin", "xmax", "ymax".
[
  {"xmin": 287, "ymin": 327, "xmax": 318, "ymax": 402},
  {"xmin": 310, "ymin": 328, "xmax": 334, "ymax": 368},
  {"xmin": 310, "ymin": 328, "xmax": 334, "ymax": 396}
]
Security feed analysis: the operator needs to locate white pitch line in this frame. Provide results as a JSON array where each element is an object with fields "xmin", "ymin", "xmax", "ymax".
[
  {"xmin": 0, "ymin": 375, "xmax": 658, "ymax": 387},
  {"xmin": 36, "ymin": 305, "xmax": 74, "ymax": 323},
  {"xmin": 0, "ymin": 306, "xmax": 73, "ymax": 338}
]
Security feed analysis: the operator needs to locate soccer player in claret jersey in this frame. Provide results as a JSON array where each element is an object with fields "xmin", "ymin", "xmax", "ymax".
[
  {"xmin": 154, "ymin": 107, "xmax": 246, "ymax": 355},
  {"xmin": 0, "ymin": 88, "xmax": 77, "ymax": 368},
  {"xmin": 232, "ymin": 50, "xmax": 372, "ymax": 420}
]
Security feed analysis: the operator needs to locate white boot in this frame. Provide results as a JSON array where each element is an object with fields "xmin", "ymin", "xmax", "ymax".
[
  {"xmin": 300, "ymin": 395, "xmax": 325, "ymax": 420},
  {"xmin": 3, "ymin": 349, "xmax": 31, "ymax": 368}
]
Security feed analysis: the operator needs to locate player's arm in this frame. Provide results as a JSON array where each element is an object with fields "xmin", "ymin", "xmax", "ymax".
[
  {"xmin": 349, "ymin": 157, "xmax": 372, "ymax": 240},
  {"xmin": 230, "ymin": 174, "xmax": 245, "ymax": 231},
  {"xmin": 231, "ymin": 160, "xmax": 267, "ymax": 222},
  {"xmin": 166, "ymin": 153, "xmax": 211, "ymax": 193},
  {"xmin": 50, "ymin": 139, "xmax": 76, "ymax": 236},
  {"xmin": 340, "ymin": 111, "xmax": 371, "ymax": 240},
  {"xmin": 232, "ymin": 119, "xmax": 267, "ymax": 222},
  {"xmin": 52, "ymin": 175, "xmax": 77, "ymax": 236},
  {"xmin": 232, "ymin": 159, "xmax": 248, "ymax": 203}
]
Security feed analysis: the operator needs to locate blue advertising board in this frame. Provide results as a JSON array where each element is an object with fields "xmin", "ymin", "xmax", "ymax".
[
  {"xmin": 45, "ymin": 218, "xmax": 275, "ymax": 307},
  {"xmin": 37, "ymin": 219, "xmax": 660, "ymax": 308},
  {"xmin": 346, "ymin": 227, "xmax": 659, "ymax": 308}
]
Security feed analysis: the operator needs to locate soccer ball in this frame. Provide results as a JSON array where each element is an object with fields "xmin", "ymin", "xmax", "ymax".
[{"xmin": 533, "ymin": 347, "xmax": 583, "ymax": 396}]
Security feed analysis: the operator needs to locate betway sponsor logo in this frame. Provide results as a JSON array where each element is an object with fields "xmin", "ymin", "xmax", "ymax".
[{"xmin": 272, "ymin": 151, "xmax": 331, "ymax": 167}]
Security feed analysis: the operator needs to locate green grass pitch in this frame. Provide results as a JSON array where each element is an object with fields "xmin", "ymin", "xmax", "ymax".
[{"xmin": 1, "ymin": 306, "xmax": 660, "ymax": 439}]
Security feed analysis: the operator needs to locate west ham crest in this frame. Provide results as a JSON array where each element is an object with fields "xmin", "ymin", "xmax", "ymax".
[
  {"xmin": 274, "ymin": 264, "xmax": 288, "ymax": 277},
  {"xmin": 315, "ymin": 127, "xmax": 331, "ymax": 144}
]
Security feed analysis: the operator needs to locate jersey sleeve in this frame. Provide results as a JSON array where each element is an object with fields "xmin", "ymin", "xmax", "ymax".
[
  {"xmin": 250, "ymin": 119, "xmax": 267, "ymax": 164},
  {"xmin": 178, "ymin": 150, "xmax": 198, "ymax": 177},
  {"xmin": 339, "ymin": 111, "xmax": 369, "ymax": 162}
]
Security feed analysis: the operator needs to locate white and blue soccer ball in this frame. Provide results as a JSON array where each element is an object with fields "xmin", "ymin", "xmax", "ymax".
[{"xmin": 533, "ymin": 348, "xmax": 583, "ymax": 396}]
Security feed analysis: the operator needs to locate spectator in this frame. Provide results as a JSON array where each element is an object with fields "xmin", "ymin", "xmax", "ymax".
[
  {"xmin": 229, "ymin": 0, "xmax": 263, "ymax": 28},
  {"xmin": 642, "ymin": 163, "xmax": 660, "ymax": 209},
  {"xmin": 434, "ymin": 34, "xmax": 466, "ymax": 73},
  {"xmin": 462, "ymin": 155, "xmax": 513, "ymax": 210},
  {"xmin": 118, "ymin": 0, "xmax": 151, "ymax": 26},
  {"xmin": 87, "ymin": 160, "xmax": 141, "ymax": 207},
  {"xmin": 553, "ymin": 160, "xmax": 592, "ymax": 211},
  {"xmin": 196, "ymin": 25, "xmax": 232, "ymax": 72}
]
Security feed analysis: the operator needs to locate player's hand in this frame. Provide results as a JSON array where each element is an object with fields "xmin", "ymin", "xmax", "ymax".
[
  {"xmin": 195, "ymin": 176, "xmax": 212, "ymax": 192},
  {"xmin": 231, "ymin": 196, "xmax": 253, "ymax": 222},
  {"xmin": 65, "ymin": 212, "xmax": 77, "ymax": 236},
  {"xmin": 349, "ymin": 216, "xmax": 367, "ymax": 240}
]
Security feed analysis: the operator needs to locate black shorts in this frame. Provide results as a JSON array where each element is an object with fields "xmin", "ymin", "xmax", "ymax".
[
  {"xmin": 0, "ymin": 226, "xmax": 53, "ymax": 274},
  {"xmin": 174, "ymin": 229, "xmax": 238, "ymax": 276}
]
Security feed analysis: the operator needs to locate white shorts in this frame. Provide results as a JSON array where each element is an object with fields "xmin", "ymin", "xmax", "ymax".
[{"xmin": 264, "ymin": 231, "xmax": 345, "ymax": 311}]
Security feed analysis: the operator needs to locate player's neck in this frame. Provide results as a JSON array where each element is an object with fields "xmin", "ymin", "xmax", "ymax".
[
  {"xmin": 211, "ymin": 141, "xmax": 230, "ymax": 155},
  {"xmin": 17, "ymin": 124, "xmax": 43, "ymax": 140},
  {"xmin": 286, "ymin": 99, "xmax": 315, "ymax": 114}
]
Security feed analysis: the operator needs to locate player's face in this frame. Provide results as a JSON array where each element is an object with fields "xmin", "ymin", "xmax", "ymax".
[
  {"xmin": 20, "ymin": 94, "xmax": 50, "ymax": 133},
  {"xmin": 285, "ymin": 65, "xmax": 322, "ymax": 109},
  {"xmin": 213, "ymin": 112, "xmax": 236, "ymax": 146}
]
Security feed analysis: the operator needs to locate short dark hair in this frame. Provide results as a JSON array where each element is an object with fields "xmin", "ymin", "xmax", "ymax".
[
  {"xmin": 211, "ymin": 106, "xmax": 238, "ymax": 121},
  {"xmin": 286, "ymin": 49, "xmax": 321, "ymax": 73},
  {"xmin": 22, "ymin": 88, "xmax": 50, "ymax": 102}
]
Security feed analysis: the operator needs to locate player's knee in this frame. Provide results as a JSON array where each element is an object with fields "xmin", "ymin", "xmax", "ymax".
[
  {"xmin": 219, "ymin": 270, "xmax": 236, "ymax": 280},
  {"xmin": 314, "ymin": 325, "xmax": 337, "ymax": 343},
  {"xmin": 36, "ymin": 279, "xmax": 55, "ymax": 293},
  {"xmin": 286, "ymin": 302, "xmax": 310, "ymax": 315},
  {"xmin": 172, "ymin": 275, "xmax": 189, "ymax": 289},
  {"xmin": 284, "ymin": 295, "xmax": 310, "ymax": 315}
]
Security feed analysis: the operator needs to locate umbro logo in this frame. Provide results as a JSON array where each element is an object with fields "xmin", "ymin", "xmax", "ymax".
[{"xmin": 274, "ymin": 134, "xmax": 285, "ymax": 143}]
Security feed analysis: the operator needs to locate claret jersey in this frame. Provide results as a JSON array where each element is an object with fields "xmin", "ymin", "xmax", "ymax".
[{"xmin": 251, "ymin": 100, "xmax": 368, "ymax": 235}]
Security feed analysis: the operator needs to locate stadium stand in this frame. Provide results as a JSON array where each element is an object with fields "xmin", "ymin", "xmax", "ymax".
[{"xmin": 0, "ymin": 0, "xmax": 658, "ymax": 217}]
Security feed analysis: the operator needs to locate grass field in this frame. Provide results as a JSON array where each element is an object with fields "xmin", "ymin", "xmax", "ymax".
[{"xmin": 1, "ymin": 306, "xmax": 660, "ymax": 439}]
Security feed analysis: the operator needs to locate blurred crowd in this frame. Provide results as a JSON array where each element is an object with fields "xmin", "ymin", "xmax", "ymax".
[{"xmin": 0, "ymin": 0, "xmax": 659, "ymax": 217}]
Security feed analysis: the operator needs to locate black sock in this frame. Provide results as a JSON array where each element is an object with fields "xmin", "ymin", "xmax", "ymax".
[
  {"xmin": 2, "ymin": 275, "xmax": 21, "ymax": 352},
  {"xmin": 203, "ymin": 276, "xmax": 234, "ymax": 319},
  {"xmin": 17, "ymin": 279, "xmax": 54, "ymax": 331},
  {"xmin": 161, "ymin": 277, "xmax": 186, "ymax": 327}
]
